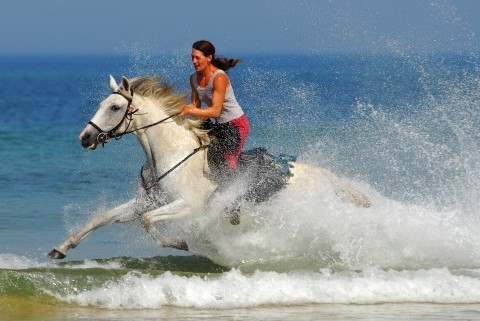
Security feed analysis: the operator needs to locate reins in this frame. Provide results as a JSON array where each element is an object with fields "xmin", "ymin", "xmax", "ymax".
[
  {"xmin": 141, "ymin": 144, "xmax": 209, "ymax": 191},
  {"xmin": 123, "ymin": 113, "xmax": 177, "ymax": 136}
]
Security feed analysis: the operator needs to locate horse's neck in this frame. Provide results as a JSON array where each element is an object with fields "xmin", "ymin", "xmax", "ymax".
[
  {"xmin": 134, "ymin": 99, "xmax": 216, "ymax": 202},
  {"xmin": 134, "ymin": 101, "xmax": 199, "ymax": 171}
]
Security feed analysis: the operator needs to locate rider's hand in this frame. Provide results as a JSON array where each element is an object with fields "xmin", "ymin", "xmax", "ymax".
[{"xmin": 179, "ymin": 105, "xmax": 193, "ymax": 117}]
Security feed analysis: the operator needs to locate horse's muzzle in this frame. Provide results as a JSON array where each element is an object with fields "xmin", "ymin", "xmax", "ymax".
[{"xmin": 79, "ymin": 128, "xmax": 98, "ymax": 150}]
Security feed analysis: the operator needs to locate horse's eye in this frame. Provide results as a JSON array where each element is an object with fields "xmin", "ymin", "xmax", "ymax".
[{"xmin": 111, "ymin": 105, "xmax": 121, "ymax": 111}]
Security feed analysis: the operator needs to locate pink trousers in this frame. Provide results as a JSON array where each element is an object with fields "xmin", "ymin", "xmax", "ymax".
[{"xmin": 223, "ymin": 114, "xmax": 250, "ymax": 170}]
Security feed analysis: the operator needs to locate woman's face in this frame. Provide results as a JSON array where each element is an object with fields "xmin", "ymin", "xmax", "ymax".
[{"xmin": 191, "ymin": 49, "xmax": 211, "ymax": 72}]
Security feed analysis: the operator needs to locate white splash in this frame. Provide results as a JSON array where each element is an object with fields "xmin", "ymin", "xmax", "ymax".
[{"xmin": 55, "ymin": 268, "xmax": 480, "ymax": 309}]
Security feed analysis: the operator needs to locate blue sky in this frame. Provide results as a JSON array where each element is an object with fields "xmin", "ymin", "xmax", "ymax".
[{"xmin": 1, "ymin": 0, "xmax": 479, "ymax": 56}]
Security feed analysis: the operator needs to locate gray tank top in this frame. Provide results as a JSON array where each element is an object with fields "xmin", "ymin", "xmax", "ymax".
[{"xmin": 190, "ymin": 70, "xmax": 244, "ymax": 123}]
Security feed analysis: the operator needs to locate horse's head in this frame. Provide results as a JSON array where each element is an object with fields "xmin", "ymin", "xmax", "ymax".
[{"xmin": 79, "ymin": 75, "xmax": 137, "ymax": 149}]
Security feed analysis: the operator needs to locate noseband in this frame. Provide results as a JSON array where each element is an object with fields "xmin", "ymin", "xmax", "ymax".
[{"xmin": 88, "ymin": 90, "xmax": 177, "ymax": 146}]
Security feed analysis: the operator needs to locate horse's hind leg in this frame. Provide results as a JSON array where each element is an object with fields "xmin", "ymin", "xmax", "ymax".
[
  {"xmin": 48, "ymin": 199, "xmax": 137, "ymax": 259},
  {"xmin": 328, "ymin": 175, "xmax": 371, "ymax": 208},
  {"xmin": 333, "ymin": 181, "xmax": 371, "ymax": 208}
]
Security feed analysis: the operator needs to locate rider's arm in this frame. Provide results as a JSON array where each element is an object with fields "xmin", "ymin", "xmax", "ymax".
[{"xmin": 179, "ymin": 74, "xmax": 229, "ymax": 118}]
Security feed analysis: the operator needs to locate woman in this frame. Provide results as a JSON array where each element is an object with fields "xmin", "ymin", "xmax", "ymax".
[{"xmin": 179, "ymin": 40, "xmax": 250, "ymax": 173}]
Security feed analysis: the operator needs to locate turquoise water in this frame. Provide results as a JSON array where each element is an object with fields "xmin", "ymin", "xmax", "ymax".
[{"xmin": 1, "ymin": 53, "xmax": 480, "ymax": 319}]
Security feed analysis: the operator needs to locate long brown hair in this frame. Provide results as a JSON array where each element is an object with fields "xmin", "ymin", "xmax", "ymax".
[{"xmin": 192, "ymin": 40, "xmax": 240, "ymax": 72}]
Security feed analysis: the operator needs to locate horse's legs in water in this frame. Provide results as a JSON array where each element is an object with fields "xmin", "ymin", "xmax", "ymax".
[
  {"xmin": 48, "ymin": 200, "xmax": 137, "ymax": 259},
  {"xmin": 140, "ymin": 198, "xmax": 191, "ymax": 251}
]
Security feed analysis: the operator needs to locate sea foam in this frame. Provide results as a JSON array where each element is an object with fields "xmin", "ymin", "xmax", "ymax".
[{"xmin": 54, "ymin": 268, "xmax": 480, "ymax": 309}]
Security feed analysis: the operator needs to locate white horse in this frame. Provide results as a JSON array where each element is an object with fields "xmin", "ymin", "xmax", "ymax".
[{"xmin": 48, "ymin": 75, "xmax": 370, "ymax": 259}]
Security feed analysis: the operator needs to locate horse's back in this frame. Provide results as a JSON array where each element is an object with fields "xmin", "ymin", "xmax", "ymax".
[{"xmin": 287, "ymin": 162, "xmax": 371, "ymax": 208}]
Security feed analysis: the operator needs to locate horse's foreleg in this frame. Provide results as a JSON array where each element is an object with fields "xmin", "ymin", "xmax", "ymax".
[
  {"xmin": 48, "ymin": 199, "xmax": 137, "ymax": 259},
  {"xmin": 140, "ymin": 198, "xmax": 192, "ymax": 251},
  {"xmin": 143, "ymin": 224, "xmax": 189, "ymax": 251}
]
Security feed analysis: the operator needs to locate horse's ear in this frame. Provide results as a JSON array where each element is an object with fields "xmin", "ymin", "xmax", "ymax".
[
  {"xmin": 109, "ymin": 75, "xmax": 119, "ymax": 92},
  {"xmin": 117, "ymin": 76, "xmax": 133, "ymax": 100},
  {"xmin": 121, "ymin": 76, "xmax": 131, "ymax": 93}
]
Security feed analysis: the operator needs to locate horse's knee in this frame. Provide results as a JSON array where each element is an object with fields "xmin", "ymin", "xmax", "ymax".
[{"xmin": 140, "ymin": 215, "xmax": 151, "ymax": 229}]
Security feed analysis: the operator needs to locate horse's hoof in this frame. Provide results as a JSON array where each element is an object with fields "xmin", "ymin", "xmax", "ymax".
[
  {"xmin": 48, "ymin": 249, "xmax": 66, "ymax": 259},
  {"xmin": 176, "ymin": 241, "xmax": 189, "ymax": 252},
  {"xmin": 227, "ymin": 208, "xmax": 240, "ymax": 225},
  {"xmin": 229, "ymin": 213, "xmax": 240, "ymax": 225}
]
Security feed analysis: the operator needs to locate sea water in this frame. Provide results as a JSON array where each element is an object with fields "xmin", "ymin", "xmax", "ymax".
[{"xmin": 1, "ymin": 52, "xmax": 480, "ymax": 320}]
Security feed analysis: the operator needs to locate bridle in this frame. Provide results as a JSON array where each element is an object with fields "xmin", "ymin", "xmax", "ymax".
[{"xmin": 88, "ymin": 90, "xmax": 177, "ymax": 146}]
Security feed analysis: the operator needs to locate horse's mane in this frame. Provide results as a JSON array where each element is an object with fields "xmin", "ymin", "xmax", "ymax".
[{"xmin": 130, "ymin": 76, "xmax": 209, "ymax": 144}]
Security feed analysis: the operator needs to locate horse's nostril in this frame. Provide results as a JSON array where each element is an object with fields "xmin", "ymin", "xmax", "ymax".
[{"xmin": 80, "ymin": 133, "xmax": 92, "ymax": 147}]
